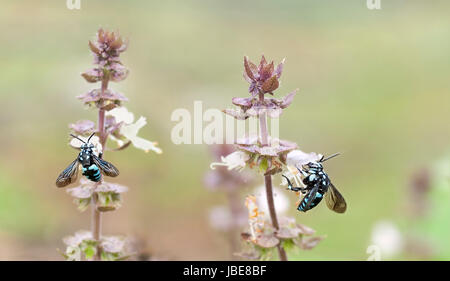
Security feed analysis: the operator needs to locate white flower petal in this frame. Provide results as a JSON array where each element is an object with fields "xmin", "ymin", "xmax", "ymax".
[
  {"xmin": 210, "ymin": 151, "xmax": 249, "ymax": 171},
  {"xmin": 108, "ymin": 134, "xmax": 125, "ymax": 147},
  {"xmin": 121, "ymin": 116, "xmax": 146, "ymax": 136},
  {"xmin": 286, "ymin": 149, "xmax": 322, "ymax": 167},
  {"xmin": 130, "ymin": 136, "xmax": 162, "ymax": 154},
  {"xmin": 119, "ymin": 116, "xmax": 162, "ymax": 154},
  {"xmin": 107, "ymin": 107, "xmax": 135, "ymax": 124}
]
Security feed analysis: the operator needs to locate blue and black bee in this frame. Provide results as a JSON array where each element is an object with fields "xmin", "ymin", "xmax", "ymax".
[
  {"xmin": 282, "ymin": 153, "xmax": 346, "ymax": 213},
  {"xmin": 56, "ymin": 133, "xmax": 119, "ymax": 187}
]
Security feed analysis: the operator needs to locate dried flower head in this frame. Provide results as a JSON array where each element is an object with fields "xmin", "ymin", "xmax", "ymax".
[
  {"xmin": 82, "ymin": 28, "xmax": 129, "ymax": 84},
  {"xmin": 77, "ymin": 89, "xmax": 128, "ymax": 111},
  {"xmin": 62, "ymin": 230, "xmax": 131, "ymax": 261},
  {"xmin": 244, "ymin": 55, "xmax": 284, "ymax": 96},
  {"xmin": 226, "ymin": 89, "xmax": 297, "ymax": 120},
  {"xmin": 62, "ymin": 230, "xmax": 97, "ymax": 261},
  {"xmin": 67, "ymin": 179, "xmax": 128, "ymax": 212},
  {"xmin": 69, "ymin": 120, "xmax": 96, "ymax": 136},
  {"xmin": 239, "ymin": 195, "xmax": 323, "ymax": 260}
]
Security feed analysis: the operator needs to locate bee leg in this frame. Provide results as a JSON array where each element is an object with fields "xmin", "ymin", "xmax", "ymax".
[{"xmin": 289, "ymin": 186, "xmax": 311, "ymax": 194}]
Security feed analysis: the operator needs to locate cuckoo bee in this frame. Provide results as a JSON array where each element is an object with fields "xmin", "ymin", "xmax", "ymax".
[
  {"xmin": 56, "ymin": 133, "xmax": 119, "ymax": 187},
  {"xmin": 282, "ymin": 153, "xmax": 346, "ymax": 213}
]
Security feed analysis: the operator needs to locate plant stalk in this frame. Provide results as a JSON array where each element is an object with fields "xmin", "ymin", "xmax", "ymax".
[
  {"xmin": 91, "ymin": 77, "xmax": 109, "ymax": 260},
  {"xmin": 258, "ymin": 92, "xmax": 288, "ymax": 261}
]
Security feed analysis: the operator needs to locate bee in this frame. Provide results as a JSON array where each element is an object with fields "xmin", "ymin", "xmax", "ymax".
[
  {"xmin": 282, "ymin": 153, "xmax": 346, "ymax": 213},
  {"xmin": 56, "ymin": 133, "xmax": 119, "ymax": 187}
]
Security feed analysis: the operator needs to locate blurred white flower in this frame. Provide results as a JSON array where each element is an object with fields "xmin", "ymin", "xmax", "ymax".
[
  {"xmin": 210, "ymin": 151, "xmax": 249, "ymax": 171},
  {"xmin": 63, "ymin": 230, "xmax": 93, "ymax": 247},
  {"xmin": 370, "ymin": 220, "xmax": 404, "ymax": 258},
  {"xmin": 101, "ymin": 235, "xmax": 127, "ymax": 254},
  {"xmin": 107, "ymin": 107, "xmax": 162, "ymax": 154},
  {"xmin": 208, "ymin": 206, "xmax": 233, "ymax": 232},
  {"xmin": 70, "ymin": 135, "xmax": 102, "ymax": 156},
  {"xmin": 254, "ymin": 185, "xmax": 289, "ymax": 216}
]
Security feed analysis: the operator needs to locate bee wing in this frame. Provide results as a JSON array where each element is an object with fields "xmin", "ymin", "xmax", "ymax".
[
  {"xmin": 92, "ymin": 154, "xmax": 119, "ymax": 177},
  {"xmin": 56, "ymin": 158, "xmax": 79, "ymax": 187},
  {"xmin": 301, "ymin": 185, "xmax": 319, "ymax": 211},
  {"xmin": 325, "ymin": 182, "xmax": 347, "ymax": 213}
]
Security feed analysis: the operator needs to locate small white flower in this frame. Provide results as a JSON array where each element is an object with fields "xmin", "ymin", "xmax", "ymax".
[
  {"xmin": 371, "ymin": 220, "xmax": 404, "ymax": 258},
  {"xmin": 107, "ymin": 107, "xmax": 162, "ymax": 154},
  {"xmin": 210, "ymin": 151, "xmax": 250, "ymax": 171},
  {"xmin": 63, "ymin": 230, "xmax": 93, "ymax": 247},
  {"xmin": 101, "ymin": 235, "xmax": 127, "ymax": 254},
  {"xmin": 108, "ymin": 106, "xmax": 134, "ymax": 124},
  {"xmin": 286, "ymin": 149, "xmax": 322, "ymax": 167}
]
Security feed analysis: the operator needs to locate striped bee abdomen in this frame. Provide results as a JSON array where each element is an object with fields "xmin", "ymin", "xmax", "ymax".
[
  {"xmin": 298, "ymin": 190, "xmax": 325, "ymax": 212},
  {"xmin": 82, "ymin": 164, "xmax": 101, "ymax": 182}
]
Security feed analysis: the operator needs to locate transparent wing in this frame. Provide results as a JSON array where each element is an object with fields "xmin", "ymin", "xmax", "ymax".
[
  {"xmin": 325, "ymin": 182, "xmax": 347, "ymax": 213},
  {"xmin": 56, "ymin": 158, "xmax": 79, "ymax": 187},
  {"xmin": 92, "ymin": 154, "xmax": 119, "ymax": 177}
]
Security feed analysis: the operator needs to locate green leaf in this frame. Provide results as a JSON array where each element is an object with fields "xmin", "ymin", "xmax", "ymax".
[
  {"xmin": 259, "ymin": 158, "xmax": 268, "ymax": 173},
  {"xmin": 84, "ymin": 245, "xmax": 95, "ymax": 260}
]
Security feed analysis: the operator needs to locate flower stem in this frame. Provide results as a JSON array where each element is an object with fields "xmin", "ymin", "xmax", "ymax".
[
  {"xmin": 91, "ymin": 191, "xmax": 101, "ymax": 260},
  {"xmin": 91, "ymin": 77, "xmax": 109, "ymax": 261},
  {"xmin": 258, "ymin": 92, "xmax": 288, "ymax": 261}
]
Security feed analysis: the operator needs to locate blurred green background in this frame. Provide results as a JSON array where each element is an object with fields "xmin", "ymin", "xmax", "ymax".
[{"xmin": 0, "ymin": 0, "xmax": 449, "ymax": 260}]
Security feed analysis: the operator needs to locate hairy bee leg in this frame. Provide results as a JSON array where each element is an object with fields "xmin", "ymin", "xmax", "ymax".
[
  {"xmin": 289, "ymin": 186, "xmax": 311, "ymax": 194},
  {"xmin": 282, "ymin": 175, "xmax": 311, "ymax": 193}
]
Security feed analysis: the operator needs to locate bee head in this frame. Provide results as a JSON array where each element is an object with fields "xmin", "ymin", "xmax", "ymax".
[
  {"xmin": 78, "ymin": 148, "xmax": 92, "ymax": 166},
  {"xmin": 71, "ymin": 133, "xmax": 96, "ymax": 166}
]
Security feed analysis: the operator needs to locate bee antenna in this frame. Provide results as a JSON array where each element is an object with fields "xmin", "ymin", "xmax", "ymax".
[
  {"xmin": 320, "ymin": 153, "xmax": 340, "ymax": 162},
  {"xmin": 87, "ymin": 132, "xmax": 96, "ymax": 143},
  {"xmin": 70, "ymin": 134, "xmax": 86, "ymax": 144}
]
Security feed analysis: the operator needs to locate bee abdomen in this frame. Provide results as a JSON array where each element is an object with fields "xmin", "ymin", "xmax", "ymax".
[
  {"xmin": 82, "ymin": 164, "xmax": 101, "ymax": 182},
  {"xmin": 298, "ymin": 190, "xmax": 325, "ymax": 212}
]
